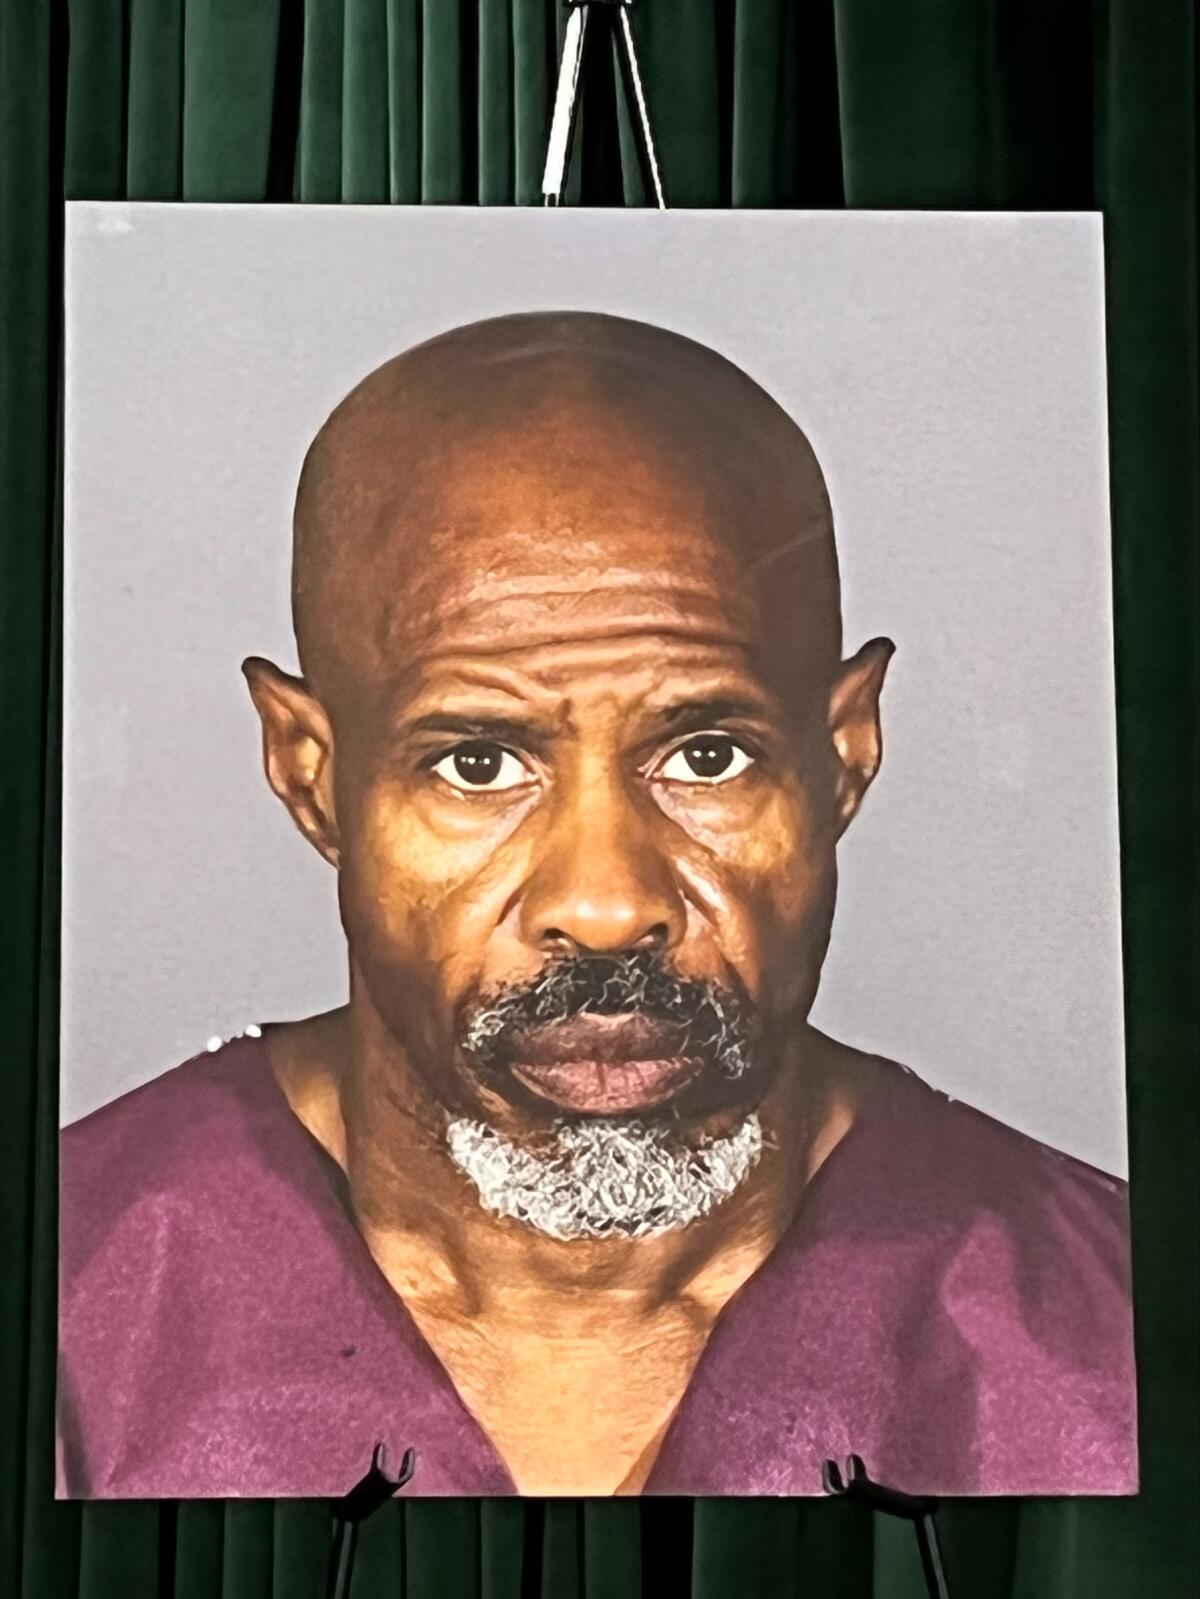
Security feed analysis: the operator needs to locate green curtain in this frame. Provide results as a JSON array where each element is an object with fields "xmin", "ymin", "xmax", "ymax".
[{"xmin": 2, "ymin": 0, "xmax": 1196, "ymax": 1593}]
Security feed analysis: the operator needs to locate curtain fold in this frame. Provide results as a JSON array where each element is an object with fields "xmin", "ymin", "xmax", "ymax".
[{"xmin": 2, "ymin": 0, "xmax": 1196, "ymax": 1594}]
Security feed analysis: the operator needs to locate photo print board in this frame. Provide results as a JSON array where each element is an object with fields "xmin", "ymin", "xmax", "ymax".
[{"xmin": 60, "ymin": 206, "xmax": 1135, "ymax": 1498}]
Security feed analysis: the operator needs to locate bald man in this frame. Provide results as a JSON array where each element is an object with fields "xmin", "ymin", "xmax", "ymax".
[{"xmin": 58, "ymin": 313, "xmax": 1135, "ymax": 1500}]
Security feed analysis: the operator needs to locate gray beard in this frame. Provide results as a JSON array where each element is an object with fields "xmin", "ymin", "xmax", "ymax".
[{"xmin": 445, "ymin": 1111, "xmax": 764, "ymax": 1242}]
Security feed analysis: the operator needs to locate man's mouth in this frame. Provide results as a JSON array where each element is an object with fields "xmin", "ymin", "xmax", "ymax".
[{"xmin": 505, "ymin": 1014, "xmax": 702, "ymax": 1114}]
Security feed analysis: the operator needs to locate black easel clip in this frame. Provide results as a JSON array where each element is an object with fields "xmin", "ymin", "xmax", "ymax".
[
  {"xmin": 823, "ymin": 1455, "xmax": 950, "ymax": 1599},
  {"xmin": 327, "ymin": 1444, "xmax": 416, "ymax": 1599},
  {"xmin": 823, "ymin": 1453, "xmax": 937, "ymax": 1518},
  {"xmin": 336, "ymin": 1441, "xmax": 415, "ymax": 1522}
]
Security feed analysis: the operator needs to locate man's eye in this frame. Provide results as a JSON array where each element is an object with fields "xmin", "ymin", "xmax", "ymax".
[
  {"xmin": 431, "ymin": 743, "xmax": 531, "ymax": 792},
  {"xmin": 655, "ymin": 735, "xmax": 755, "ymax": 786}
]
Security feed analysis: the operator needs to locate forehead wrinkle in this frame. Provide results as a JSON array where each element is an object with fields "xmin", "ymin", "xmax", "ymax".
[
  {"xmin": 337, "ymin": 564, "xmax": 832, "ymax": 724},
  {"xmin": 390, "ymin": 583, "xmax": 757, "ymax": 647},
  {"xmin": 381, "ymin": 553, "xmax": 752, "ymax": 637},
  {"xmin": 382, "ymin": 640, "xmax": 777, "ymax": 752},
  {"xmin": 394, "ymin": 658, "xmax": 566, "ymax": 718},
  {"xmin": 374, "ymin": 547, "xmax": 764, "ymax": 672},
  {"xmin": 393, "ymin": 623, "xmax": 757, "ymax": 675},
  {"xmin": 378, "ymin": 621, "xmax": 768, "ymax": 708}
]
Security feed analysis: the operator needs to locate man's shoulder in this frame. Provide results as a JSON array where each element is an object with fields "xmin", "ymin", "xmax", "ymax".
[
  {"xmin": 818, "ymin": 1062, "xmax": 1134, "ymax": 1380},
  {"xmin": 56, "ymin": 1035, "xmax": 465, "ymax": 1498},
  {"xmin": 873, "ymin": 1064, "xmax": 1128, "ymax": 1231},
  {"xmin": 650, "ymin": 1061, "xmax": 1136, "ymax": 1496},
  {"xmin": 867, "ymin": 1068, "xmax": 1134, "ymax": 1445},
  {"xmin": 698, "ymin": 1063, "xmax": 1137, "ymax": 1494},
  {"xmin": 62, "ymin": 1033, "xmax": 277, "ymax": 1175},
  {"xmin": 60, "ymin": 1034, "xmax": 289, "ymax": 1278}
]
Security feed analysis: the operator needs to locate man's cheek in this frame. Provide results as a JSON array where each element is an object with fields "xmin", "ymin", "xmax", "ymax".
[
  {"xmin": 344, "ymin": 790, "xmax": 533, "ymax": 986},
  {"xmin": 697, "ymin": 786, "xmax": 824, "ymax": 901},
  {"xmin": 711, "ymin": 885, "xmax": 797, "ymax": 998},
  {"xmin": 348, "ymin": 788, "xmax": 502, "ymax": 913},
  {"xmin": 673, "ymin": 859, "xmax": 778, "ymax": 999},
  {"xmin": 748, "ymin": 787, "xmax": 832, "ymax": 916},
  {"xmin": 704, "ymin": 845, "xmax": 831, "ymax": 1003}
]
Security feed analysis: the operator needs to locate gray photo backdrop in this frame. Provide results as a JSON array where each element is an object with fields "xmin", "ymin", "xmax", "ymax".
[{"xmin": 63, "ymin": 207, "xmax": 1126, "ymax": 1175}]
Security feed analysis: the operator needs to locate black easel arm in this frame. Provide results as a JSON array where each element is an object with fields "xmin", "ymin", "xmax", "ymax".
[
  {"xmin": 824, "ymin": 1456, "xmax": 950, "ymax": 1599},
  {"xmin": 326, "ymin": 1444, "xmax": 416, "ymax": 1599}
]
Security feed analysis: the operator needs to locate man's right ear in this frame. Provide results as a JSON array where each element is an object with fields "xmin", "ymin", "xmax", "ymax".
[{"xmin": 242, "ymin": 657, "xmax": 340, "ymax": 867}]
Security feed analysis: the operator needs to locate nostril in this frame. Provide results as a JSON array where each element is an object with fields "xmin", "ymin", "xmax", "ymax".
[
  {"xmin": 540, "ymin": 927, "xmax": 576, "ymax": 955},
  {"xmin": 637, "ymin": 923, "xmax": 670, "ymax": 951}
]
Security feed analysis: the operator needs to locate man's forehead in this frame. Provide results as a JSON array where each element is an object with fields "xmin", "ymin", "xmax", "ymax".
[
  {"xmin": 335, "ymin": 381, "xmax": 790, "ymax": 543},
  {"xmin": 326, "ymin": 405, "xmax": 787, "ymax": 666},
  {"xmin": 293, "ymin": 314, "xmax": 841, "ymax": 705},
  {"xmin": 352, "ymin": 548, "xmax": 834, "ymax": 736},
  {"xmin": 392, "ymin": 455, "xmax": 747, "ymax": 606}
]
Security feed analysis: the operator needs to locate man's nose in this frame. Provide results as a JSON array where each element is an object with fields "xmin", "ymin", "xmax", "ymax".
[{"xmin": 518, "ymin": 779, "xmax": 687, "ymax": 957}]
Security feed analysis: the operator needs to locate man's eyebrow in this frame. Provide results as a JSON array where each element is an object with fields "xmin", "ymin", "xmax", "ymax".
[
  {"xmin": 400, "ymin": 712, "xmax": 551, "ymax": 750},
  {"xmin": 650, "ymin": 697, "xmax": 772, "ymax": 734}
]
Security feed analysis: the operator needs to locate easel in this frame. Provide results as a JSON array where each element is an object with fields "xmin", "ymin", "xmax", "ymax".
[{"xmin": 542, "ymin": 0, "xmax": 666, "ymax": 208}]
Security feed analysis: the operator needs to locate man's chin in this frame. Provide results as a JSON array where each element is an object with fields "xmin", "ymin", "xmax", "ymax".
[{"xmin": 444, "ymin": 1104, "xmax": 767, "ymax": 1242}]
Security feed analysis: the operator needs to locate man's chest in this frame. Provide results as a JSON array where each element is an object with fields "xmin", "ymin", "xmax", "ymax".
[{"xmin": 405, "ymin": 1303, "xmax": 713, "ymax": 1496}]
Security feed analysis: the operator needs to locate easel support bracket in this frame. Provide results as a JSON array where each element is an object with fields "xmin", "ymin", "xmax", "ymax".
[
  {"xmin": 824, "ymin": 1455, "xmax": 951, "ymax": 1599},
  {"xmin": 326, "ymin": 1443, "xmax": 416, "ymax": 1599}
]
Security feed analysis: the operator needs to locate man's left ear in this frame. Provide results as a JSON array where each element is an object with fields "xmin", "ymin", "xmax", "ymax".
[{"xmin": 827, "ymin": 637, "xmax": 895, "ymax": 836}]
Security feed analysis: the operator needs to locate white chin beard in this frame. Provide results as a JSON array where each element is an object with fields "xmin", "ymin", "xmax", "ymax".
[{"xmin": 445, "ymin": 1111, "xmax": 764, "ymax": 1242}]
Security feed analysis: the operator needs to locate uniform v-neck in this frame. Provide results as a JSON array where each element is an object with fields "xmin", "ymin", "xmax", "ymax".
[{"xmin": 242, "ymin": 1033, "xmax": 878, "ymax": 1495}]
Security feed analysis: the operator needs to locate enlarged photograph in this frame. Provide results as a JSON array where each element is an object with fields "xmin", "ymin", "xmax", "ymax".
[{"xmin": 58, "ymin": 207, "xmax": 1135, "ymax": 1498}]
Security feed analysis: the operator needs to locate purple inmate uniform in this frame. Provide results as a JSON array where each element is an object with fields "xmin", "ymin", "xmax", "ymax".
[{"xmin": 58, "ymin": 1036, "xmax": 1136, "ymax": 1497}]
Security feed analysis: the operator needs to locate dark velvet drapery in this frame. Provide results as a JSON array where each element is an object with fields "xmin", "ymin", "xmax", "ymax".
[{"xmin": 2, "ymin": 2, "xmax": 1196, "ymax": 1594}]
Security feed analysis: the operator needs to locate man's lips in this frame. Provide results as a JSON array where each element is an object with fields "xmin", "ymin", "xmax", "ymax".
[
  {"xmin": 503, "ymin": 1015, "xmax": 702, "ymax": 1114},
  {"xmin": 513, "ymin": 1056, "xmax": 700, "ymax": 1114}
]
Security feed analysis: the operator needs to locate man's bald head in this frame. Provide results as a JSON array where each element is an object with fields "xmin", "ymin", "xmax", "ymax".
[
  {"xmin": 292, "ymin": 311, "xmax": 841, "ymax": 713},
  {"xmin": 251, "ymin": 316, "xmax": 891, "ymax": 1153}
]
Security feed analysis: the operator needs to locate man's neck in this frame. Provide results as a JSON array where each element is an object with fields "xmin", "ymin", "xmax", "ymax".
[
  {"xmin": 263, "ymin": 1000, "xmax": 870, "ymax": 1492},
  {"xmin": 265, "ymin": 1000, "xmax": 862, "ymax": 1323}
]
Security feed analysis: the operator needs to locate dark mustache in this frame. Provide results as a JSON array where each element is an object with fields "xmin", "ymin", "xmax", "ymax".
[{"xmin": 459, "ymin": 952, "xmax": 754, "ymax": 1079}]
